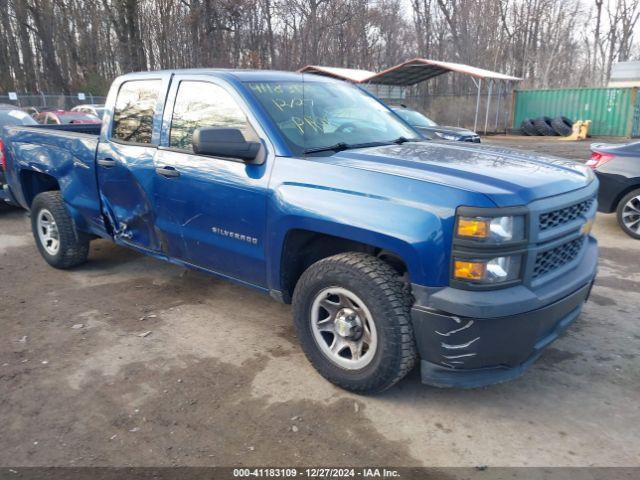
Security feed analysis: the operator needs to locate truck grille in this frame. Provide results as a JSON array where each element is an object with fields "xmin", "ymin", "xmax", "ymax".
[
  {"xmin": 533, "ymin": 237, "xmax": 584, "ymax": 279},
  {"xmin": 539, "ymin": 198, "xmax": 594, "ymax": 231}
]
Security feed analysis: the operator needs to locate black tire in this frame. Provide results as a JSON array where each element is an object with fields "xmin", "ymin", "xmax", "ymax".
[
  {"xmin": 616, "ymin": 189, "xmax": 640, "ymax": 240},
  {"xmin": 533, "ymin": 116, "xmax": 556, "ymax": 136},
  {"xmin": 520, "ymin": 118, "xmax": 537, "ymax": 136},
  {"xmin": 292, "ymin": 252, "xmax": 417, "ymax": 393},
  {"xmin": 550, "ymin": 116, "xmax": 573, "ymax": 136},
  {"xmin": 31, "ymin": 191, "xmax": 90, "ymax": 268}
]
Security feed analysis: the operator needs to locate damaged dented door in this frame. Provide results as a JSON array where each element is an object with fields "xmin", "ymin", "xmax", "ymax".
[{"xmin": 97, "ymin": 77, "xmax": 167, "ymax": 251}]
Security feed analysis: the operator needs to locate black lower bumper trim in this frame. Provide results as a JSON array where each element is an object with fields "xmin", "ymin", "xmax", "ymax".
[{"xmin": 412, "ymin": 280, "xmax": 593, "ymax": 388}]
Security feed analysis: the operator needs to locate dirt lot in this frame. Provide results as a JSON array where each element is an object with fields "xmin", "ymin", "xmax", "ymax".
[{"xmin": 1, "ymin": 138, "xmax": 639, "ymax": 468}]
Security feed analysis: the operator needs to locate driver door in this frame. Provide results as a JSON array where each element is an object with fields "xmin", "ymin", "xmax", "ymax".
[{"xmin": 153, "ymin": 76, "xmax": 272, "ymax": 287}]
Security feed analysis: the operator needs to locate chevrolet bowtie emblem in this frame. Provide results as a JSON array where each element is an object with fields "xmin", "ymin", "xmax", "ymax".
[{"xmin": 580, "ymin": 218, "xmax": 594, "ymax": 236}]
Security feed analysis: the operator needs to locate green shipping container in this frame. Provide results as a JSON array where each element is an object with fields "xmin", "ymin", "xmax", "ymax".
[{"xmin": 513, "ymin": 87, "xmax": 640, "ymax": 137}]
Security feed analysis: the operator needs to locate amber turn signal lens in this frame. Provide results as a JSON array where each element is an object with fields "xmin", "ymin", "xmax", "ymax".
[
  {"xmin": 457, "ymin": 217, "xmax": 489, "ymax": 238},
  {"xmin": 453, "ymin": 260, "xmax": 486, "ymax": 280}
]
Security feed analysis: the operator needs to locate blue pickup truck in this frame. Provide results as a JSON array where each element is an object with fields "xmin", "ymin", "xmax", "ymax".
[{"xmin": 0, "ymin": 70, "xmax": 598, "ymax": 392}]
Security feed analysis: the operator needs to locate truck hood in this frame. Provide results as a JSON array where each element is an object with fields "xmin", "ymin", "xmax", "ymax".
[
  {"xmin": 327, "ymin": 141, "xmax": 594, "ymax": 206},
  {"xmin": 416, "ymin": 125, "xmax": 477, "ymax": 138}
]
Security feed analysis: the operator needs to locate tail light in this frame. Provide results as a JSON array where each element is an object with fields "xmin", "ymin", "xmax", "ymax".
[
  {"xmin": 586, "ymin": 151, "xmax": 614, "ymax": 169},
  {"xmin": 0, "ymin": 139, "xmax": 6, "ymax": 171}
]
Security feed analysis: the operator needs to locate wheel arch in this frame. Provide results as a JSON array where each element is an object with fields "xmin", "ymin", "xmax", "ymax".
[
  {"xmin": 613, "ymin": 183, "xmax": 640, "ymax": 212},
  {"xmin": 20, "ymin": 169, "xmax": 61, "ymax": 208},
  {"xmin": 275, "ymin": 226, "xmax": 417, "ymax": 303}
]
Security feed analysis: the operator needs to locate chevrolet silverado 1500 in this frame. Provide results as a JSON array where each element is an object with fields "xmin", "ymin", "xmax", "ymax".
[{"xmin": 0, "ymin": 70, "xmax": 598, "ymax": 392}]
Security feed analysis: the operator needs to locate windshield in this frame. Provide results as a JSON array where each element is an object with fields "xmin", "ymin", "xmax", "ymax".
[
  {"xmin": 0, "ymin": 109, "xmax": 38, "ymax": 126},
  {"xmin": 245, "ymin": 80, "xmax": 417, "ymax": 155},
  {"xmin": 393, "ymin": 108, "xmax": 437, "ymax": 128}
]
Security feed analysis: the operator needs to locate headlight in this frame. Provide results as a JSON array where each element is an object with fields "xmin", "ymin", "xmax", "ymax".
[
  {"xmin": 456, "ymin": 215, "xmax": 525, "ymax": 243},
  {"xmin": 453, "ymin": 255, "xmax": 522, "ymax": 284}
]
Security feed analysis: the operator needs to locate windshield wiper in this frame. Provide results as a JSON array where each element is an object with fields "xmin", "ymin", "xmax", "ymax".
[
  {"xmin": 304, "ymin": 137, "xmax": 423, "ymax": 155},
  {"xmin": 304, "ymin": 142, "xmax": 351, "ymax": 154}
]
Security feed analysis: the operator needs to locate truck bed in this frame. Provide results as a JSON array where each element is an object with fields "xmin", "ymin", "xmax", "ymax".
[
  {"xmin": 3, "ymin": 124, "xmax": 106, "ymax": 236},
  {"xmin": 23, "ymin": 123, "xmax": 102, "ymax": 135}
]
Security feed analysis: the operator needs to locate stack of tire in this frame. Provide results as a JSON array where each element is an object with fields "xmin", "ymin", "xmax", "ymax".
[{"xmin": 520, "ymin": 116, "xmax": 573, "ymax": 136}]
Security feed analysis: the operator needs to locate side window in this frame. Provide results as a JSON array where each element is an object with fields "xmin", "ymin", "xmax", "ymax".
[
  {"xmin": 169, "ymin": 81, "xmax": 258, "ymax": 151},
  {"xmin": 112, "ymin": 80, "xmax": 162, "ymax": 144}
]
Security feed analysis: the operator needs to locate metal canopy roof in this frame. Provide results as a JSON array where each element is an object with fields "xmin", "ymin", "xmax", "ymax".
[
  {"xmin": 298, "ymin": 65, "xmax": 377, "ymax": 83},
  {"xmin": 299, "ymin": 58, "xmax": 521, "ymax": 85},
  {"xmin": 298, "ymin": 59, "xmax": 521, "ymax": 134},
  {"xmin": 367, "ymin": 58, "xmax": 522, "ymax": 85}
]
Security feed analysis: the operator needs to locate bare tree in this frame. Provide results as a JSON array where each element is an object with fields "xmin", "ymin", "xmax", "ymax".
[{"xmin": 1, "ymin": 0, "xmax": 639, "ymax": 95}]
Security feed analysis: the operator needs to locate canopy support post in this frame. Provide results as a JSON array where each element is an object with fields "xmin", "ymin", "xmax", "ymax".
[
  {"xmin": 494, "ymin": 81, "xmax": 503, "ymax": 132},
  {"xmin": 484, "ymin": 79, "xmax": 493, "ymax": 134},
  {"xmin": 472, "ymin": 77, "xmax": 482, "ymax": 132}
]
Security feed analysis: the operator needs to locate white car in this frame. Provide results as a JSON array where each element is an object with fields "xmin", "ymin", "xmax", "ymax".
[{"xmin": 71, "ymin": 104, "xmax": 106, "ymax": 119}]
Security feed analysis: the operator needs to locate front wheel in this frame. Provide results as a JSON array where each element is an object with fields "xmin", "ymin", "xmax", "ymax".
[
  {"xmin": 31, "ymin": 191, "xmax": 90, "ymax": 268},
  {"xmin": 292, "ymin": 252, "xmax": 417, "ymax": 393}
]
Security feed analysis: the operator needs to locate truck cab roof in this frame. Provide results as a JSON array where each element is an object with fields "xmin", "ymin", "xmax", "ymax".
[{"xmin": 117, "ymin": 68, "xmax": 336, "ymax": 84}]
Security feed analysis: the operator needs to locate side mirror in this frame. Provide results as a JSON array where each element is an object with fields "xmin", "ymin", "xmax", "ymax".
[{"xmin": 193, "ymin": 127, "xmax": 263, "ymax": 164}]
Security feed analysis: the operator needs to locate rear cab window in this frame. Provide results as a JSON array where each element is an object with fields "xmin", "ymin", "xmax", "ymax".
[{"xmin": 111, "ymin": 79, "xmax": 162, "ymax": 144}]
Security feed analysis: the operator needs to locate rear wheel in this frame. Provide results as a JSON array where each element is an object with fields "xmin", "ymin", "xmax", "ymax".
[
  {"xmin": 617, "ymin": 189, "xmax": 640, "ymax": 239},
  {"xmin": 292, "ymin": 252, "xmax": 417, "ymax": 393},
  {"xmin": 31, "ymin": 191, "xmax": 90, "ymax": 268}
]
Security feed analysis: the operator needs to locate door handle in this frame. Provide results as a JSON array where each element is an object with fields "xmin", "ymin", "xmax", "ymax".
[
  {"xmin": 97, "ymin": 158, "xmax": 117, "ymax": 168},
  {"xmin": 156, "ymin": 165, "xmax": 180, "ymax": 178}
]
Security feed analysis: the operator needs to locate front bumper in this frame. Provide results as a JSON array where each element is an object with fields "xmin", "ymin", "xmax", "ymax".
[{"xmin": 411, "ymin": 240, "xmax": 597, "ymax": 388}]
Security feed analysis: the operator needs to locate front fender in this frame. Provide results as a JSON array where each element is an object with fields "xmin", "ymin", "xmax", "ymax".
[
  {"xmin": 266, "ymin": 156, "xmax": 498, "ymax": 291},
  {"xmin": 267, "ymin": 182, "xmax": 449, "ymax": 289}
]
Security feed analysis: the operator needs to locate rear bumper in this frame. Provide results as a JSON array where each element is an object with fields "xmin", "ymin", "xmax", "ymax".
[
  {"xmin": 0, "ymin": 171, "xmax": 7, "ymax": 202},
  {"xmin": 411, "ymin": 241, "xmax": 597, "ymax": 388},
  {"xmin": 595, "ymin": 172, "xmax": 626, "ymax": 213},
  {"xmin": 1, "ymin": 183, "xmax": 18, "ymax": 206}
]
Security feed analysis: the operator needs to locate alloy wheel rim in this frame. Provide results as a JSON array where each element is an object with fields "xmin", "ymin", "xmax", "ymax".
[
  {"xmin": 37, "ymin": 209, "xmax": 60, "ymax": 255},
  {"xmin": 622, "ymin": 195, "xmax": 640, "ymax": 234},
  {"xmin": 310, "ymin": 287, "xmax": 378, "ymax": 370}
]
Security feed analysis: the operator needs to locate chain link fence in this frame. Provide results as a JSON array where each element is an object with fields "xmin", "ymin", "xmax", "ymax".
[
  {"xmin": 388, "ymin": 92, "xmax": 513, "ymax": 134},
  {"xmin": 1, "ymin": 91, "xmax": 513, "ymax": 134},
  {"xmin": 0, "ymin": 94, "xmax": 107, "ymax": 110}
]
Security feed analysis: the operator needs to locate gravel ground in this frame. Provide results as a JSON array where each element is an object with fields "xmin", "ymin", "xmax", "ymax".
[
  {"xmin": 482, "ymin": 134, "xmax": 607, "ymax": 161},
  {"xmin": 1, "ymin": 139, "xmax": 639, "ymax": 468}
]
